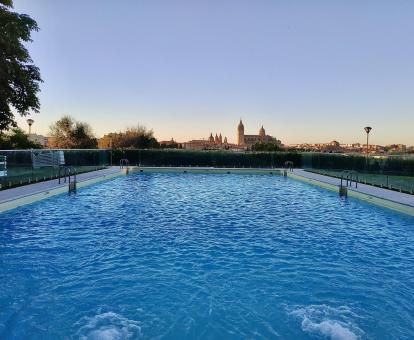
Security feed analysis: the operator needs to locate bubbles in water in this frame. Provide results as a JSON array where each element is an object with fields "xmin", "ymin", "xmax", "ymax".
[
  {"xmin": 301, "ymin": 318, "xmax": 357, "ymax": 340},
  {"xmin": 77, "ymin": 312, "xmax": 141, "ymax": 340},
  {"xmin": 288, "ymin": 305, "xmax": 363, "ymax": 340}
]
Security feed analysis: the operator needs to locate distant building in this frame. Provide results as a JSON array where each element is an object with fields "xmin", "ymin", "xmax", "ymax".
[
  {"xmin": 159, "ymin": 138, "xmax": 181, "ymax": 148},
  {"xmin": 386, "ymin": 144, "xmax": 407, "ymax": 153},
  {"xmin": 159, "ymin": 138, "xmax": 177, "ymax": 146},
  {"xmin": 183, "ymin": 133, "xmax": 234, "ymax": 150},
  {"xmin": 183, "ymin": 130, "xmax": 235, "ymax": 150},
  {"xmin": 182, "ymin": 139, "xmax": 210, "ymax": 150},
  {"xmin": 183, "ymin": 120, "xmax": 282, "ymax": 151},
  {"xmin": 237, "ymin": 120, "xmax": 282, "ymax": 147},
  {"xmin": 28, "ymin": 133, "xmax": 48, "ymax": 147}
]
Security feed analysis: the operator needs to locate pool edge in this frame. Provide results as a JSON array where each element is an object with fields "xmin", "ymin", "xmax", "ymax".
[
  {"xmin": 287, "ymin": 172, "xmax": 414, "ymax": 216},
  {"xmin": 127, "ymin": 166, "xmax": 283, "ymax": 175},
  {"xmin": 1, "ymin": 167, "xmax": 413, "ymax": 217},
  {"xmin": 0, "ymin": 171, "xmax": 122, "ymax": 213}
]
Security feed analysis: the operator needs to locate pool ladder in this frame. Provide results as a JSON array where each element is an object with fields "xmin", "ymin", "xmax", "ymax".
[
  {"xmin": 120, "ymin": 159, "xmax": 130, "ymax": 174},
  {"xmin": 339, "ymin": 170, "xmax": 359, "ymax": 197},
  {"xmin": 283, "ymin": 161, "xmax": 294, "ymax": 177},
  {"xmin": 58, "ymin": 165, "xmax": 77, "ymax": 193}
]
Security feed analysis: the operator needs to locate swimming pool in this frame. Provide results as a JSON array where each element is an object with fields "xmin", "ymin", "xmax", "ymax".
[{"xmin": 0, "ymin": 173, "xmax": 413, "ymax": 339}]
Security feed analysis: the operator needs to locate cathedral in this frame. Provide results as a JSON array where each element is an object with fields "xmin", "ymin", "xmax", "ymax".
[
  {"xmin": 182, "ymin": 120, "xmax": 282, "ymax": 150},
  {"xmin": 237, "ymin": 119, "xmax": 280, "ymax": 147}
]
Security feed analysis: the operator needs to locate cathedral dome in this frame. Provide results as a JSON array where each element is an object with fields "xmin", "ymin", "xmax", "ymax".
[{"xmin": 259, "ymin": 125, "xmax": 265, "ymax": 137}]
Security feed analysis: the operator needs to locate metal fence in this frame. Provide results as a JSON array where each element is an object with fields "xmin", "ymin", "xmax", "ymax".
[
  {"xmin": 0, "ymin": 149, "xmax": 413, "ymax": 194},
  {"xmin": 112, "ymin": 149, "xmax": 301, "ymax": 168},
  {"xmin": 301, "ymin": 153, "xmax": 414, "ymax": 194},
  {"xmin": 0, "ymin": 149, "xmax": 110, "ymax": 189}
]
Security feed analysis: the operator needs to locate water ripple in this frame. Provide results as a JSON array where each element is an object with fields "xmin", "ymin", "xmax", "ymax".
[{"xmin": 0, "ymin": 173, "xmax": 413, "ymax": 339}]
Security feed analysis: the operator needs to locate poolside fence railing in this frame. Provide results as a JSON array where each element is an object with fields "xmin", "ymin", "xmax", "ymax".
[
  {"xmin": 301, "ymin": 153, "xmax": 414, "ymax": 194},
  {"xmin": 0, "ymin": 149, "xmax": 110, "ymax": 189},
  {"xmin": 111, "ymin": 149, "xmax": 302, "ymax": 169},
  {"xmin": 0, "ymin": 149, "xmax": 413, "ymax": 193}
]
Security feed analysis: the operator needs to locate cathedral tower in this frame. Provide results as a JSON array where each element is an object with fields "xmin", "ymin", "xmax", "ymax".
[
  {"xmin": 259, "ymin": 125, "xmax": 265, "ymax": 140},
  {"xmin": 237, "ymin": 119, "xmax": 245, "ymax": 145}
]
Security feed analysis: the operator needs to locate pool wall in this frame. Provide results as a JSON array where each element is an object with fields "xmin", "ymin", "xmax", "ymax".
[{"xmin": 126, "ymin": 166, "xmax": 282, "ymax": 175}]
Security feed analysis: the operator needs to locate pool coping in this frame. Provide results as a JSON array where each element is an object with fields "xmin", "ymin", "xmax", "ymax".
[
  {"xmin": 287, "ymin": 170, "xmax": 414, "ymax": 216},
  {"xmin": 0, "ymin": 167, "xmax": 123, "ymax": 213},
  {"xmin": 0, "ymin": 166, "xmax": 413, "ymax": 216}
]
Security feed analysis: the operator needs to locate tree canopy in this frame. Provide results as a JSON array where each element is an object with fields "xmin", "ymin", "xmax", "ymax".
[
  {"xmin": 0, "ymin": 127, "xmax": 42, "ymax": 149},
  {"xmin": 0, "ymin": 0, "xmax": 42, "ymax": 131},
  {"xmin": 251, "ymin": 142, "xmax": 282, "ymax": 152},
  {"xmin": 49, "ymin": 116, "xmax": 97, "ymax": 149},
  {"xmin": 99, "ymin": 125, "xmax": 159, "ymax": 149}
]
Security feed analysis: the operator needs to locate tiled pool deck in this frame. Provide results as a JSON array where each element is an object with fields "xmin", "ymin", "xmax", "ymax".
[{"xmin": 0, "ymin": 166, "xmax": 413, "ymax": 215}]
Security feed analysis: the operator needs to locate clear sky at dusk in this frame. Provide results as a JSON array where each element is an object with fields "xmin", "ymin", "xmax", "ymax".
[{"xmin": 13, "ymin": 0, "xmax": 414, "ymax": 145}]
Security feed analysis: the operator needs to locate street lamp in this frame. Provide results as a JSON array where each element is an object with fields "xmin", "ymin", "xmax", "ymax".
[
  {"xmin": 26, "ymin": 118, "xmax": 34, "ymax": 135},
  {"xmin": 364, "ymin": 126, "xmax": 372, "ymax": 164}
]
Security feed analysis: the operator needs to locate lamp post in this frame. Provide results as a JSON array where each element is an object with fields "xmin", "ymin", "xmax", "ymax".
[
  {"xmin": 26, "ymin": 118, "xmax": 35, "ymax": 180},
  {"xmin": 364, "ymin": 126, "xmax": 372, "ymax": 166},
  {"xmin": 109, "ymin": 137, "xmax": 113, "ymax": 166},
  {"xmin": 26, "ymin": 118, "xmax": 34, "ymax": 135}
]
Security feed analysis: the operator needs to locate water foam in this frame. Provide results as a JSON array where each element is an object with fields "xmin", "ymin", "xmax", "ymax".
[
  {"xmin": 301, "ymin": 317, "xmax": 357, "ymax": 340},
  {"xmin": 288, "ymin": 305, "xmax": 362, "ymax": 340},
  {"xmin": 77, "ymin": 311, "xmax": 141, "ymax": 340}
]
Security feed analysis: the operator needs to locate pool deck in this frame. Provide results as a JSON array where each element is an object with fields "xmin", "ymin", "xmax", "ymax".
[
  {"xmin": 288, "ymin": 169, "xmax": 414, "ymax": 215},
  {"xmin": 0, "ymin": 166, "xmax": 413, "ymax": 216},
  {"xmin": 0, "ymin": 167, "xmax": 122, "ymax": 212}
]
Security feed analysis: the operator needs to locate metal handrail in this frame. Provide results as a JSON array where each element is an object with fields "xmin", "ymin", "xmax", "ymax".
[
  {"xmin": 284, "ymin": 161, "xmax": 294, "ymax": 172},
  {"xmin": 120, "ymin": 159, "xmax": 129, "ymax": 169},
  {"xmin": 59, "ymin": 165, "xmax": 77, "ymax": 185},
  {"xmin": 340, "ymin": 170, "xmax": 359, "ymax": 189}
]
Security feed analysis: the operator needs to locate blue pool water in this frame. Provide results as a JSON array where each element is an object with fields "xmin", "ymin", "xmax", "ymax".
[{"xmin": 0, "ymin": 173, "xmax": 413, "ymax": 339}]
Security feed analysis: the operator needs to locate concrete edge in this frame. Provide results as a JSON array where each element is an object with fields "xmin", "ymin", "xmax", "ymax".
[
  {"xmin": 127, "ymin": 166, "xmax": 283, "ymax": 175},
  {"xmin": 287, "ymin": 172, "xmax": 414, "ymax": 216},
  {"xmin": 0, "ymin": 171, "xmax": 123, "ymax": 213}
]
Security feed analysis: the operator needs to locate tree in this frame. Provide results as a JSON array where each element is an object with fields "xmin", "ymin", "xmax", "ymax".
[
  {"xmin": 160, "ymin": 140, "xmax": 180, "ymax": 149},
  {"xmin": 49, "ymin": 116, "xmax": 97, "ymax": 149},
  {"xmin": 251, "ymin": 142, "xmax": 282, "ymax": 152},
  {"xmin": 0, "ymin": 0, "xmax": 42, "ymax": 131},
  {"xmin": 0, "ymin": 127, "xmax": 42, "ymax": 149},
  {"xmin": 99, "ymin": 125, "xmax": 159, "ymax": 149}
]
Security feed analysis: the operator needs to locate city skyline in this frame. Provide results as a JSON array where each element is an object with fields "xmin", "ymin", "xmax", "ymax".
[{"xmin": 13, "ymin": 0, "xmax": 414, "ymax": 145}]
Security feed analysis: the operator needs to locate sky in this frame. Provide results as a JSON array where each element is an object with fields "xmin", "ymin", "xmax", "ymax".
[{"xmin": 12, "ymin": 0, "xmax": 414, "ymax": 145}]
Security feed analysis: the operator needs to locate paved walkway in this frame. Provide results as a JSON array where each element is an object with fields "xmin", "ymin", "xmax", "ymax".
[
  {"xmin": 0, "ymin": 167, "xmax": 121, "ymax": 204},
  {"xmin": 292, "ymin": 169, "xmax": 414, "ymax": 208}
]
